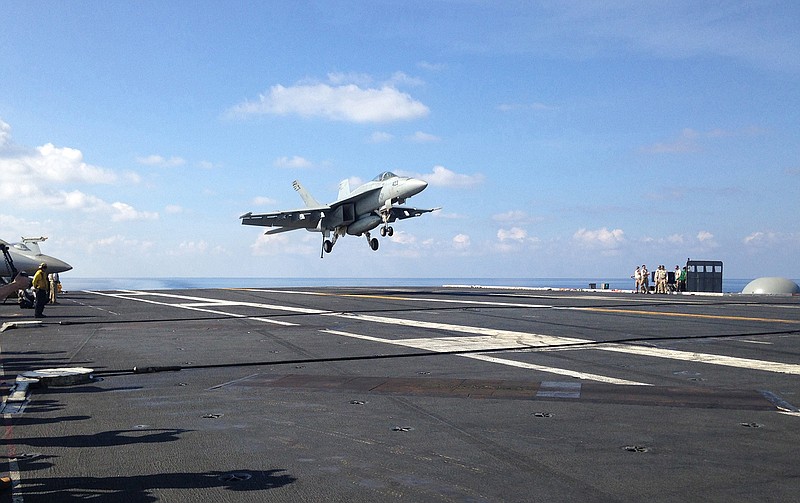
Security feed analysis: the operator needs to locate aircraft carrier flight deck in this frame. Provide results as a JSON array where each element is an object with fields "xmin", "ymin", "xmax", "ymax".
[{"xmin": 1, "ymin": 285, "xmax": 799, "ymax": 502}]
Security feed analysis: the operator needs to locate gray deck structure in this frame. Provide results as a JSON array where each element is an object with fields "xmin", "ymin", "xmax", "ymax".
[{"xmin": 2, "ymin": 286, "xmax": 799, "ymax": 502}]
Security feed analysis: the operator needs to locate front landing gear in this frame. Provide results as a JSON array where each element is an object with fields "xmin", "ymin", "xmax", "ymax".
[{"xmin": 379, "ymin": 225, "xmax": 394, "ymax": 237}]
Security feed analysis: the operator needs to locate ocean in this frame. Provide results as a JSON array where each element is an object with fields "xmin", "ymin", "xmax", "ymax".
[{"xmin": 60, "ymin": 277, "xmax": 765, "ymax": 294}]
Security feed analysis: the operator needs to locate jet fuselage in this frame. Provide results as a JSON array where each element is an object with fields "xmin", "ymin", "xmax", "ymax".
[{"xmin": 0, "ymin": 239, "xmax": 72, "ymax": 277}]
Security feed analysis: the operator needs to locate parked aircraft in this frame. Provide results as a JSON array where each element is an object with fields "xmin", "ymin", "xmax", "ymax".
[
  {"xmin": 240, "ymin": 171, "xmax": 437, "ymax": 256},
  {"xmin": 0, "ymin": 237, "xmax": 73, "ymax": 281}
]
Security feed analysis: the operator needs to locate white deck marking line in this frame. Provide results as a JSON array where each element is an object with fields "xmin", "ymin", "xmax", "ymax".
[
  {"xmin": 86, "ymin": 291, "xmax": 299, "ymax": 326},
  {"xmin": 597, "ymin": 344, "xmax": 800, "ymax": 375},
  {"xmin": 102, "ymin": 290, "xmax": 327, "ymax": 314},
  {"xmin": 332, "ymin": 313, "xmax": 800, "ymax": 376},
  {"xmin": 320, "ymin": 329, "xmax": 649, "ymax": 385},
  {"xmin": 465, "ymin": 355, "xmax": 643, "ymax": 386}
]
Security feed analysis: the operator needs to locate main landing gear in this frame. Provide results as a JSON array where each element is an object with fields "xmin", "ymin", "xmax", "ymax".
[
  {"xmin": 321, "ymin": 231, "xmax": 340, "ymax": 257},
  {"xmin": 365, "ymin": 231, "xmax": 379, "ymax": 251},
  {"xmin": 320, "ymin": 223, "xmax": 388, "ymax": 257},
  {"xmin": 322, "ymin": 233, "xmax": 379, "ymax": 256}
]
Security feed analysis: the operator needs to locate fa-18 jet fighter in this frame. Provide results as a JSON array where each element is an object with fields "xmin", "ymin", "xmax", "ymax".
[{"xmin": 241, "ymin": 172, "xmax": 437, "ymax": 256}]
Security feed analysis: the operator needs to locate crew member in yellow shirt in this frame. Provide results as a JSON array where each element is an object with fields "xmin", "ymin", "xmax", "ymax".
[{"xmin": 32, "ymin": 262, "xmax": 49, "ymax": 318}]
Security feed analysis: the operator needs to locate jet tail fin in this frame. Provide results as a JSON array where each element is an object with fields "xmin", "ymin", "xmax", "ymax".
[
  {"xmin": 337, "ymin": 179, "xmax": 350, "ymax": 201},
  {"xmin": 292, "ymin": 180, "xmax": 321, "ymax": 208}
]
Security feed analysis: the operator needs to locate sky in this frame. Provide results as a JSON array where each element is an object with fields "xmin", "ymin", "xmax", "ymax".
[{"xmin": 1, "ymin": 1, "xmax": 799, "ymax": 280}]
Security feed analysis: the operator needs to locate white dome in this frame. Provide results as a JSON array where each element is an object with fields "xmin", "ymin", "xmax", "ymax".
[{"xmin": 741, "ymin": 277, "xmax": 800, "ymax": 295}]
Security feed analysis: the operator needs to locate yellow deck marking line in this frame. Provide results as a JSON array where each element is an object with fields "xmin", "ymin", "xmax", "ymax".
[
  {"xmin": 579, "ymin": 307, "xmax": 800, "ymax": 324},
  {"xmin": 236, "ymin": 288, "xmax": 554, "ymax": 308}
]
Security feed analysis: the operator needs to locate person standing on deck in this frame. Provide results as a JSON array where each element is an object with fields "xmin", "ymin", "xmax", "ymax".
[{"xmin": 32, "ymin": 262, "xmax": 49, "ymax": 318}]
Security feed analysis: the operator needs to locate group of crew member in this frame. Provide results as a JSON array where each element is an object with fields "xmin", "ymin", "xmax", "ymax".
[{"xmin": 632, "ymin": 264, "xmax": 686, "ymax": 294}]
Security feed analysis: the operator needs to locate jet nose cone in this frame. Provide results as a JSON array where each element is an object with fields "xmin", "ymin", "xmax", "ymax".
[
  {"xmin": 40, "ymin": 255, "xmax": 72, "ymax": 273},
  {"xmin": 407, "ymin": 178, "xmax": 428, "ymax": 196}
]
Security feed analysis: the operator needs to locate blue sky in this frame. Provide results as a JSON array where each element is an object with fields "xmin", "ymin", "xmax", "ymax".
[{"xmin": 1, "ymin": 1, "xmax": 798, "ymax": 280}]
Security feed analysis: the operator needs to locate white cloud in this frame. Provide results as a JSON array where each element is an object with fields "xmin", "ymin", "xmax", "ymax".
[
  {"xmin": 62, "ymin": 190, "xmax": 108, "ymax": 211},
  {"xmin": 110, "ymin": 202, "xmax": 158, "ymax": 222},
  {"xmin": 389, "ymin": 230, "xmax": 416, "ymax": 245},
  {"xmin": 1, "ymin": 141, "xmax": 117, "ymax": 185},
  {"xmin": 497, "ymin": 227, "xmax": 527, "ymax": 242},
  {"xmin": 408, "ymin": 166, "xmax": 484, "ymax": 188},
  {"xmin": 164, "ymin": 204, "xmax": 184, "ymax": 214},
  {"xmin": 88, "ymin": 235, "xmax": 155, "ymax": 253},
  {"xmin": 573, "ymin": 227, "xmax": 625, "ymax": 248},
  {"xmin": 387, "ymin": 71, "xmax": 425, "ymax": 87},
  {"xmin": 492, "ymin": 210, "xmax": 543, "ymax": 225},
  {"xmin": 0, "ymin": 119, "xmax": 11, "ymax": 147},
  {"xmin": 368, "ymin": 131, "xmax": 394, "ymax": 143},
  {"xmin": 493, "ymin": 210, "xmax": 528, "ymax": 222},
  {"xmin": 326, "ymin": 72, "xmax": 375, "ymax": 87},
  {"xmin": 136, "ymin": 154, "xmax": 186, "ymax": 167},
  {"xmin": 273, "ymin": 155, "xmax": 313, "ymax": 169},
  {"xmin": 0, "ymin": 213, "xmax": 38, "ymax": 230},
  {"xmin": 742, "ymin": 231, "xmax": 800, "ymax": 247},
  {"xmin": 167, "ymin": 240, "xmax": 226, "ymax": 256},
  {"xmin": 408, "ymin": 131, "xmax": 441, "ymax": 143},
  {"xmin": 744, "ymin": 231, "xmax": 769, "ymax": 245},
  {"xmin": 0, "ymin": 119, "xmax": 158, "ymax": 223},
  {"xmin": 696, "ymin": 230, "xmax": 714, "ymax": 242},
  {"xmin": 228, "ymin": 78, "xmax": 430, "ymax": 123},
  {"xmin": 196, "ymin": 160, "xmax": 217, "ymax": 170},
  {"xmin": 452, "ymin": 234, "xmax": 471, "ymax": 250}
]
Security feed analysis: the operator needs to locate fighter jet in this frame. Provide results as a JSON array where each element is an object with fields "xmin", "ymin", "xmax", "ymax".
[
  {"xmin": 240, "ymin": 171, "xmax": 437, "ymax": 256},
  {"xmin": 0, "ymin": 236, "xmax": 73, "ymax": 281}
]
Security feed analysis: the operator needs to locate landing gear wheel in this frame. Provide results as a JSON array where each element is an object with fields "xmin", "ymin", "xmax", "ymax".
[
  {"xmin": 323, "ymin": 240, "xmax": 333, "ymax": 254},
  {"xmin": 387, "ymin": 226, "xmax": 394, "ymax": 237},
  {"xmin": 380, "ymin": 227, "xmax": 387, "ymax": 237},
  {"xmin": 369, "ymin": 238, "xmax": 379, "ymax": 251}
]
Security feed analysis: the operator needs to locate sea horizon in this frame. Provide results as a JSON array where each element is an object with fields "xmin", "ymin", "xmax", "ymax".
[{"xmin": 56, "ymin": 276, "xmax": 785, "ymax": 294}]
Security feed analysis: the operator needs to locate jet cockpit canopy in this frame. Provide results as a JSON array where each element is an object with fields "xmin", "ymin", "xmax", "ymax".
[{"xmin": 372, "ymin": 171, "xmax": 398, "ymax": 182}]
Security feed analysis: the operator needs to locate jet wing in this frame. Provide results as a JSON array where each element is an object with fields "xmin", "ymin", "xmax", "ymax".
[
  {"xmin": 386, "ymin": 206, "xmax": 440, "ymax": 222},
  {"xmin": 240, "ymin": 207, "xmax": 327, "ymax": 234}
]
